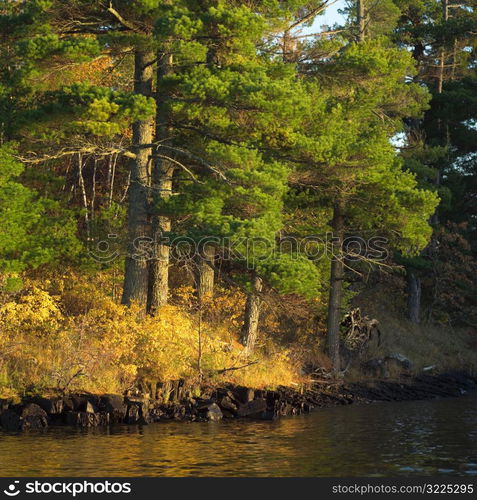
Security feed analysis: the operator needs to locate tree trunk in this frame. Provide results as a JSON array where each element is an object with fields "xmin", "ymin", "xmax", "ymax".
[
  {"xmin": 357, "ymin": 0, "xmax": 366, "ymax": 41},
  {"xmin": 122, "ymin": 50, "xmax": 154, "ymax": 307},
  {"xmin": 147, "ymin": 50, "xmax": 174, "ymax": 315},
  {"xmin": 327, "ymin": 199, "xmax": 345, "ymax": 373},
  {"xmin": 407, "ymin": 272, "xmax": 421, "ymax": 324},
  {"xmin": 194, "ymin": 243, "xmax": 215, "ymax": 301},
  {"xmin": 147, "ymin": 163, "xmax": 174, "ymax": 313},
  {"xmin": 240, "ymin": 275, "xmax": 263, "ymax": 354},
  {"xmin": 437, "ymin": 0, "xmax": 449, "ymax": 94}
]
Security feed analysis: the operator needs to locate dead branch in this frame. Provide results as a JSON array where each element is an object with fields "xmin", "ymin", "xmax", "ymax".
[{"xmin": 216, "ymin": 361, "xmax": 259, "ymax": 374}]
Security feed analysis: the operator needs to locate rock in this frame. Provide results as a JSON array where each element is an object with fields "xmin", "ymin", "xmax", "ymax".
[
  {"xmin": 71, "ymin": 395, "xmax": 99, "ymax": 413},
  {"xmin": 204, "ymin": 403, "xmax": 223, "ymax": 422},
  {"xmin": 100, "ymin": 394, "xmax": 125, "ymax": 412},
  {"xmin": 125, "ymin": 402, "xmax": 151, "ymax": 425},
  {"xmin": 84, "ymin": 401, "xmax": 95, "ymax": 413},
  {"xmin": 66, "ymin": 411, "xmax": 109, "ymax": 427},
  {"xmin": 237, "ymin": 398, "xmax": 267, "ymax": 418},
  {"xmin": 125, "ymin": 404, "xmax": 140, "ymax": 424},
  {"xmin": 217, "ymin": 396, "xmax": 238, "ymax": 414},
  {"xmin": 0, "ymin": 404, "xmax": 48, "ymax": 431},
  {"xmin": 259, "ymin": 410, "xmax": 278, "ymax": 421},
  {"xmin": 21, "ymin": 404, "xmax": 48, "ymax": 430},
  {"xmin": 235, "ymin": 387, "xmax": 255, "ymax": 404},
  {"xmin": 384, "ymin": 353, "xmax": 413, "ymax": 370},
  {"xmin": 0, "ymin": 410, "xmax": 21, "ymax": 431},
  {"xmin": 30, "ymin": 396, "xmax": 64, "ymax": 415},
  {"xmin": 62, "ymin": 397, "xmax": 75, "ymax": 412},
  {"xmin": 149, "ymin": 405, "xmax": 165, "ymax": 422},
  {"xmin": 221, "ymin": 409, "xmax": 236, "ymax": 419},
  {"xmin": 99, "ymin": 394, "xmax": 127, "ymax": 424}
]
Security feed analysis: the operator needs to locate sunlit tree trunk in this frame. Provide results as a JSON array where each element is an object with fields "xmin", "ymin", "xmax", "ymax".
[
  {"xmin": 148, "ymin": 49, "xmax": 174, "ymax": 315},
  {"xmin": 122, "ymin": 50, "xmax": 154, "ymax": 307},
  {"xmin": 240, "ymin": 275, "xmax": 263, "ymax": 354},
  {"xmin": 194, "ymin": 243, "xmax": 215, "ymax": 301}
]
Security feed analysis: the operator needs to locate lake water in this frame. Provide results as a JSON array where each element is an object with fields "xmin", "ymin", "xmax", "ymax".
[{"xmin": 0, "ymin": 393, "xmax": 476, "ymax": 477}]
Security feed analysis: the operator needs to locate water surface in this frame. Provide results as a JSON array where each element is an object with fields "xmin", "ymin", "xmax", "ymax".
[{"xmin": 0, "ymin": 394, "xmax": 476, "ymax": 476}]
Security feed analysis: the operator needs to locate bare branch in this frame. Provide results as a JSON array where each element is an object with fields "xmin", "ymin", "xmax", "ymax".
[
  {"xmin": 152, "ymin": 153, "xmax": 203, "ymax": 183},
  {"xmin": 107, "ymin": 2, "xmax": 138, "ymax": 31},
  {"xmin": 17, "ymin": 146, "xmax": 136, "ymax": 165}
]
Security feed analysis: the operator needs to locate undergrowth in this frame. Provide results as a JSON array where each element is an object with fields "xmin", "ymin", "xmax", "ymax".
[{"xmin": 0, "ymin": 272, "xmax": 303, "ymax": 398}]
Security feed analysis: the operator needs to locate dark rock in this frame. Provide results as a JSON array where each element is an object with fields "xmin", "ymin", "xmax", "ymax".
[
  {"xmin": 217, "ymin": 396, "xmax": 238, "ymax": 414},
  {"xmin": 125, "ymin": 404, "xmax": 140, "ymax": 424},
  {"xmin": 149, "ymin": 405, "xmax": 165, "ymax": 422},
  {"xmin": 221, "ymin": 409, "xmax": 236, "ymax": 419},
  {"xmin": 62, "ymin": 397, "xmax": 74, "ymax": 412},
  {"xmin": 259, "ymin": 410, "xmax": 278, "ymax": 421},
  {"xmin": 237, "ymin": 398, "xmax": 267, "ymax": 418},
  {"xmin": 204, "ymin": 403, "xmax": 223, "ymax": 422},
  {"xmin": 99, "ymin": 394, "xmax": 126, "ymax": 423},
  {"xmin": 125, "ymin": 402, "xmax": 151, "ymax": 425},
  {"xmin": 30, "ymin": 396, "xmax": 64, "ymax": 415},
  {"xmin": 235, "ymin": 387, "xmax": 255, "ymax": 404},
  {"xmin": 99, "ymin": 394, "xmax": 125, "ymax": 412},
  {"xmin": 195, "ymin": 398, "xmax": 214, "ymax": 409},
  {"xmin": 71, "ymin": 395, "xmax": 99, "ymax": 413},
  {"xmin": 171, "ymin": 403, "xmax": 187, "ymax": 421},
  {"xmin": 1, "ymin": 404, "xmax": 48, "ymax": 431},
  {"xmin": 0, "ymin": 410, "xmax": 21, "ymax": 431},
  {"xmin": 66, "ymin": 411, "xmax": 109, "ymax": 427},
  {"xmin": 21, "ymin": 403, "xmax": 48, "ymax": 430},
  {"xmin": 384, "ymin": 353, "xmax": 412, "ymax": 370}
]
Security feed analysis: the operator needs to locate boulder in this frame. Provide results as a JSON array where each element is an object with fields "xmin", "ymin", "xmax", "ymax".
[
  {"xmin": 204, "ymin": 403, "xmax": 223, "ymax": 422},
  {"xmin": 21, "ymin": 403, "xmax": 48, "ymax": 430},
  {"xmin": 237, "ymin": 398, "xmax": 267, "ymax": 418},
  {"xmin": 33, "ymin": 396, "xmax": 64, "ymax": 415},
  {"xmin": 0, "ymin": 410, "xmax": 21, "ymax": 431},
  {"xmin": 71, "ymin": 395, "xmax": 99, "ymax": 413},
  {"xmin": 99, "ymin": 394, "xmax": 127, "ymax": 424},
  {"xmin": 234, "ymin": 387, "xmax": 255, "ymax": 404},
  {"xmin": 384, "ymin": 353, "xmax": 413, "ymax": 370},
  {"xmin": 66, "ymin": 411, "xmax": 109, "ymax": 427},
  {"xmin": 125, "ymin": 402, "xmax": 151, "ymax": 425},
  {"xmin": 0, "ymin": 404, "xmax": 48, "ymax": 431},
  {"xmin": 217, "ymin": 396, "xmax": 238, "ymax": 414}
]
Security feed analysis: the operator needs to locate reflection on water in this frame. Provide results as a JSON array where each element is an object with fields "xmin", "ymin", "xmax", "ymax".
[{"xmin": 0, "ymin": 393, "xmax": 476, "ymax": 477}]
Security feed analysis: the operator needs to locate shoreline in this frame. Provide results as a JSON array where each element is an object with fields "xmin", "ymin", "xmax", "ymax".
[{"xmin": 1, "ymin": 371, "xmax": 476, "ymax": 432}]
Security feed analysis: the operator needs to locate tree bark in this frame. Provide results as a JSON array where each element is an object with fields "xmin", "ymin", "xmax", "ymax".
[
  {"xmin": 407, "ymin": 272, "xmax": 421, "ymax": 324},
  {"xmin": 357, "ymin": 0, "xmax": 366, "ymax": 41},
  {"xmin": 437, "ymin": 0, "xmax": 449, "ymax": 94},
  {"xmin": 147, "ymin": 50, "xmax": 174, "ymax": 315},
  {"xmin": 121, "ymin": 50, "xmax": 154, "ymax": 307},
  {"xmin": 327, "ymin": 199, "xmax": 345, "ymax": 373},
  {"xmin": 240, "ymin": 275, "xmax": 263, "ymax": 354},
  {"xmin": 194, "ymin": 243, "xmax": 215, "ymax": 301}
]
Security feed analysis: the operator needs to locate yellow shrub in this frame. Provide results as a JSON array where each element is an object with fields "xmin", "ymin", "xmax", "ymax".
[
  {"xmin": 0, "ymin": 274, "xmax": 304, "ymax": 396},
  {"xmin": 0, "ymin": 284, "xmax": 63, "ymax": 336}
]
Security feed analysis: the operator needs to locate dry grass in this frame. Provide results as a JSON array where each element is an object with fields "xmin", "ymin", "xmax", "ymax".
[{"xmin": 354, "ymin": 282, "xmax": 477, "ymax": 374}]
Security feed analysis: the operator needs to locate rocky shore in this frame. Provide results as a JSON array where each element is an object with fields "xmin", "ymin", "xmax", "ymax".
[{"xmin": 0, "ymin": 371, "xmax": 476, "ymax": 432}]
